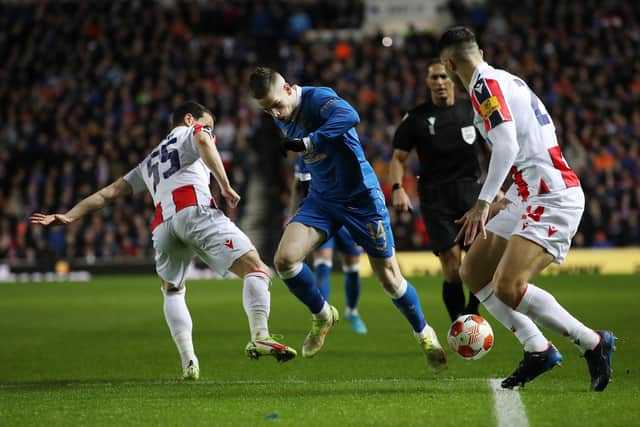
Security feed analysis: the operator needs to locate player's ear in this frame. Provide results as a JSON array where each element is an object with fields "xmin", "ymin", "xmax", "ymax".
[
  {"xmin": 283, "ymin": 82, "xmax": 292, "ymax": 95},
  {"xmin": 447, "ymin": 57, "xmax": 456, "ymax": 72},
  {"xmin": 183, "ymin": 113, "xmax": 194, "ymax": 126}
]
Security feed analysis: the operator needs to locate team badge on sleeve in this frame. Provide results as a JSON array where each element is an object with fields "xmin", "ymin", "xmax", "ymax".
[
  {"xmin": 471, "ymin": 79, "xmax": 512, "ymax": 131},
  {"xmin": 461, "ymin": 126, "xmax": 476, "ymax": 144},
  {"xmin": 193, "ymin": 123, "xmax": 213, "ymax": 138}
]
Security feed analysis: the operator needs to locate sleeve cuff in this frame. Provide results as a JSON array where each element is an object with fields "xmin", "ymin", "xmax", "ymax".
[{"xmin": 303, "ymin": 136, "xmax": 313, "ymax": 153}]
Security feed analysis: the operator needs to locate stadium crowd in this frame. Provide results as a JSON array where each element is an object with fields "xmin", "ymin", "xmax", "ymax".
[{"xmin": 1, "ymin": 0, "xmax": 639, "ymax": 264}]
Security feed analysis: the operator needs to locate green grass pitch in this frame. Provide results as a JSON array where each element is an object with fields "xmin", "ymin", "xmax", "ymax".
[{"xmin": 0, "ymin": 274, "xmax": 638, "ymax": 426}]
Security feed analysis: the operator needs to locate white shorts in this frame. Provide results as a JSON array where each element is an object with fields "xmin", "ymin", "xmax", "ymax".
[
  {"xmin": 152, "ymin": 205, "xmax": 255, "ymax": 285},
  {"xmin": 486, "ymin": 187, "xmax": 585, "ymax": 263}
]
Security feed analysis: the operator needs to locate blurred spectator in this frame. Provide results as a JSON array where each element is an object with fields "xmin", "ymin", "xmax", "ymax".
[{"xmin": 0, "ymin": 0, "xmax": 638, "ymax": 266}]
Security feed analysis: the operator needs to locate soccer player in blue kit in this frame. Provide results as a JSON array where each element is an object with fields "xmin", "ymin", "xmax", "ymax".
[
  {"xmin": 249, "ymin": 67, "xmax": 447, "ymax": 370},
  {"xmin": 293, "ymin": 156, "xmax": 368, "ymax": 334}
]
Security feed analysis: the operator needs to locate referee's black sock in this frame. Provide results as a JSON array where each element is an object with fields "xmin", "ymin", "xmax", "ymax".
[
  {"xmin": 442, "ymin": 280, "xmax": 465, "ymax": 322},
  {"xmin": 464, "ymin": 291, "xmax": 480, "ymax": 315}
]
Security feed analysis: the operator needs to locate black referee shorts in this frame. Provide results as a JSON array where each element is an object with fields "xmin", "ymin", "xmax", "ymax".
[{"xmin": 418, "ymin": 180, "xmax": 482, "ymax": 256}]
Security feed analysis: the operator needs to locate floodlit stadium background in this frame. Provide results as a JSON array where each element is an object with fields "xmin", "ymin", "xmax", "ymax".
[{"xmin": 1, "ymin": 0, "xmax": 639, "ymax": 276}]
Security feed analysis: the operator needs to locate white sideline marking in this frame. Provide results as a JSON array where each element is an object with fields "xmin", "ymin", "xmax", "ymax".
[
  {"xmin": 489, "ymin": 379, "xmax": 529, "ymax": 427},
  {"xmin": 0, "ymin": 377, "xmax": 488, "ymax": 389}
]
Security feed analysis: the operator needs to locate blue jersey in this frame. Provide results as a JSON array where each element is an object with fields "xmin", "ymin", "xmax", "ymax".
[{"xmin": 274, "ymin": 86, "xmax": 380, "ymax": 201}]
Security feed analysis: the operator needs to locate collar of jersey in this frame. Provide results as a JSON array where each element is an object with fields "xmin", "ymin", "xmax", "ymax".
[
  {"xmin": 468, "ymin": 62, "xmax": 492, "ymax": 93},
  {"xmin": 288, "ymin": 85, "xmax": 303, "ymax": 123}
]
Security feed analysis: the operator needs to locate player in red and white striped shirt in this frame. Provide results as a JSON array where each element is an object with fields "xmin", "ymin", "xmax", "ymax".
[
  {"xmin": 439, "ymin": 27, "xmax": 615, "ymax": 391},
  {"xmin": 30, "ymin": 101, "xmax": 296, "ymax": 379}
]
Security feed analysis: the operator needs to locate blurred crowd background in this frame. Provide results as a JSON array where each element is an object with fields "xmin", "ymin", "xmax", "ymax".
[{"xmin": 1, "ymin": 0, "xmax": 639, "ymax": 268}]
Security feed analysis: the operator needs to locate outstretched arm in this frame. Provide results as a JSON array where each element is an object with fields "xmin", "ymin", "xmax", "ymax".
[
  {"xmin": 194, "ymin": 128, "xmax": 241, "ymax": 208},
  {"xmin": 455, "ymin": 122, "xmax": 518, "ymax": 245},
  {"xmin": 30, "ymin": 177, "xmax": 133, "ymax": 227}
]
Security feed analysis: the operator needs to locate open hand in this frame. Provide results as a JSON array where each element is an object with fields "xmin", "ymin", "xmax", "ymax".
[
  {"xmin": 454, "ymin": 200, "xmax": 490, "ymax": 246},
  {"xmin": 29, "ymin": 213, "xmax": 73, "ymax": 227},
  {"xmin": 391, "ymin": 188, "xmax": 413, "ymax": 212}
]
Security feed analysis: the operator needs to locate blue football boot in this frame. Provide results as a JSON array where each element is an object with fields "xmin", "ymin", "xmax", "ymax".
[
  {"xmin": 501, "ymin": 343, "xmax": 563, "ymax": 389},
  {"xmin": 584, "ymin": 330, "xmax": 616, "ymax": 392}
]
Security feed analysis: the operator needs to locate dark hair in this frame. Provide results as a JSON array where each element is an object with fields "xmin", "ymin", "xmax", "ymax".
[
  {"xmin": 438, "ymin": 26, "xmax": 478, "ymax": 55},
  {"xmin": 249, "ymin": 67, "xmax": 279, "ymax": 99},
  {"xmin": 427, "ymin": 58, "xmax": 443, "ymax": 68},
  {"xmin": 172, "ymin": 101, "xmax": 214, "ymax": 126}
]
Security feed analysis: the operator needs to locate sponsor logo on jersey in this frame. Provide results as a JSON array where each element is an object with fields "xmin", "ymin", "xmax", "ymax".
[
  {"xmin": 319, "ymin": 98, "xmax": 339, "ymax": 113},
  {"xmin": 224, "ymin": 239, "xmax": 234, "ymax": 249},
  {"xmin": 303, "ymin": 152, "xmax": 327, "ymax": 164}
]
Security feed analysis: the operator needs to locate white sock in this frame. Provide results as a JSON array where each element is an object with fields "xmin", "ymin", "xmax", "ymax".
[
  {"xmin": 414, "ymin": 324, "xmax": 429, "ymax": 340},
  {"xmin": 313, "ymin": 301, "xmax": 331, "ymax": 320},
  {"xmin": 243, "ymin": 270, "xmax": 271, "ymax": 340},
  {"xmin": 515, "ymin": 283, "xmax": 600, "ymax": 352},
  {"xmin": 344, "ymin": 307, "xmax": 358, "ymax": 316},
  {"xmin": 475, "ymin": 283, "xmax": 548, "ymax": 352},
  {"xmin": 313, "ymin": 258, "xmax": 333, "ymax": 269},
  {"xmin": 162, "ymin": 287, "xmax": 197, "ymax": 368},
  {"xmin": 383, "ymin": 278, "xmax": 408, "ymax": 299}
]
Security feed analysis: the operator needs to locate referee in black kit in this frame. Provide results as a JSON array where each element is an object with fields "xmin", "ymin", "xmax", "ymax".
[{"xmin": 389, "ymin": 59, "xmax": 483, "ymax": 322}]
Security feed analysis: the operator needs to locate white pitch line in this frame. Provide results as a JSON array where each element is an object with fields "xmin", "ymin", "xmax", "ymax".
[{"xmin": 489, "ymin": 379, "xmax": 529, "ymax": 427}]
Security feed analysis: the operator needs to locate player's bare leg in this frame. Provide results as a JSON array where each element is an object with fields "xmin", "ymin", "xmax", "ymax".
[
  {"xmin": 229, "ymin": 250, "xmax": 297, "ymax": 363},
  {"xmin": 275, "ymin": 222, "xmax": 339, "ymax": 357},
  {"xmin": 275, "ymin": 222, "xmax": 326, "ymax": 272},
  {"xmin": 313, "ymin": 247, "xmax": 333, "ymax": 301},
  {"xmin": 458, "ymin": 231, "xmax": 506, "ymax": 292},
  {"xmin": 369, "ymin": 252, "xmax": 446, "ymax": 371},
  {"xmin": 497, "ymin": 236, "xmax": 614, "ymax": 391},
  {"xmin": 341, "ymin": 253, "xmax": 367, "ymax": 334},
  {"xmin": 460, "ymin": 232, "xmax": 557, "ymax": 388},
  {"xmin": 160, "ymin": 279, "xmax": 199, "ymax": 380}
]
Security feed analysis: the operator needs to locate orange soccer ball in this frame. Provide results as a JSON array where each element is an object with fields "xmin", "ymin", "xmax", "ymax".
[{"xmin": 447, "ymin": 314, "xmax": 494, "ymax": 360}]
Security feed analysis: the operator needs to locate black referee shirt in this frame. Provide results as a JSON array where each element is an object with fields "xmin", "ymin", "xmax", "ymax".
[{"xmin": 392, "ymin": 98, "xmax": 482, "ymax": 186}]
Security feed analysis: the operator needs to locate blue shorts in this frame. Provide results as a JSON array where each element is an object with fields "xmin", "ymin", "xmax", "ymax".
[
  {"xmin": 317, "ymin": 226, "xmax": 363, "ymax": 256},
  {"xmin": 291, "ymin": 189, "xmax": 394, "ymax": 258}
]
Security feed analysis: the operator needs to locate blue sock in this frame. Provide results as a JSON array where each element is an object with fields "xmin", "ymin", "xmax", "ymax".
[
  {"xmin": 392, "ymin": 282, "xmax": 427, "ymax": 333},
  {"xmin": 282, "ymin": 263, "xmax": 325, "ymax": 314},
  {"xmin": 315, "ymin": 263, "xmax": 331, "ymax": 301},
  {"xmin": 344, "ymin": 271, "xmax": 361, "ymax": 310}
]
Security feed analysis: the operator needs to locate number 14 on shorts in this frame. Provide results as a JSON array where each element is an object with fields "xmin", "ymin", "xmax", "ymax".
[{"xmin": 367, "ymin": 220, "xmax": 388, "ymax": 251}]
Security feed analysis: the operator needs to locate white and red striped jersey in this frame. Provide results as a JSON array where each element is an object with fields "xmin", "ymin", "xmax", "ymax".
[
  {"xmin": 124, "ymin": 124, "xmax": 215, "ymax": 230},
  {"xmin": 469, "ymin": 62, "xmax": 579, "ymax": 203}
]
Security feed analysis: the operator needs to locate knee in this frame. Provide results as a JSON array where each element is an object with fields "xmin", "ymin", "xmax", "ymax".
[
  {"xmin": 243, "ymin": 253, "xmax": 267, "ymax": 273},
  {"xmin": 341, "ymin": 254, "xmax": 360, "ymax": 268},
  {"xmin": 438, "ymin": 249, "xmax": 461, "ymax": 281},
  {"xmin": 274, "ymin": 249, "xmax": 293, "ymax": 272},
  {"xmin": 442, "ymin": 261, "xmax": 461, "ymax": 283},
  {"xmin": 274, "ymin": 248, "xmax": 305, "ymax": 277},
  {"xmin": 492, "ymin": 274, "xmax": 527, "ymax": 307},
  {"xmin": 230, "ymin": 250, "xmax": 268, "ymax": 278},
  {"xmin": 161, "ymin": 280, "xmax": 184, "ymax": 293}
]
